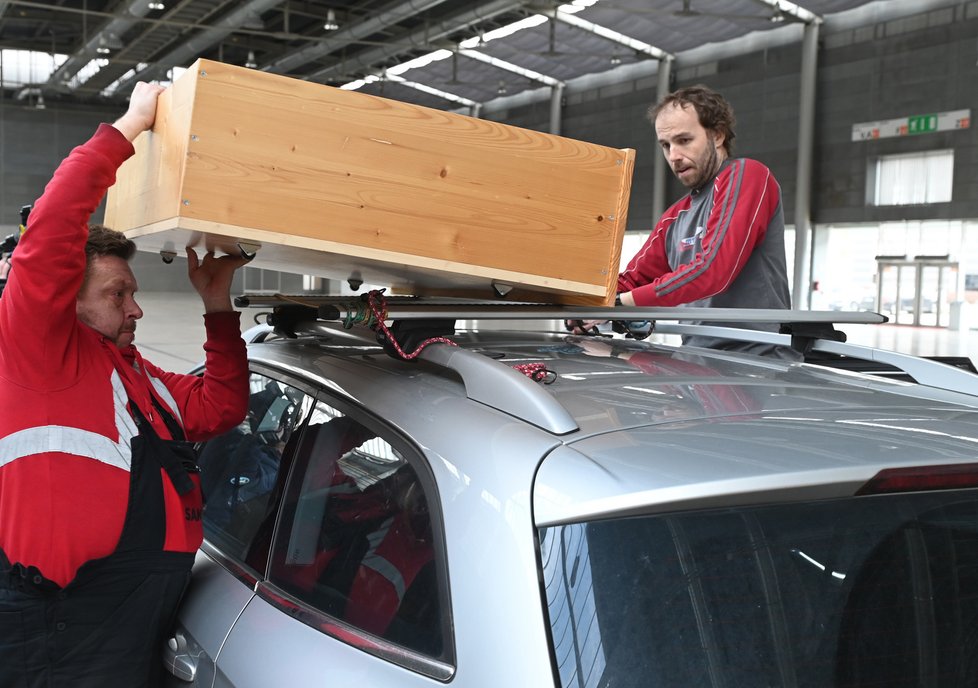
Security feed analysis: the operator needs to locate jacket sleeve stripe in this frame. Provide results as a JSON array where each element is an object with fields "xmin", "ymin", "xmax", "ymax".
[
  {"xmin": 655, "ymin": 160, "xmax": 762, "ymax": 298},
  {"xmin": 715, "ymin": 172, "xmax": 770, "ymax": 294}
]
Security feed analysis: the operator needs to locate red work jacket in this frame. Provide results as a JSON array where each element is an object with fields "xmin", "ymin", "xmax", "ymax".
[{"xmin": 0, "ymin": 124, "xmax": 249, "ymax": 588}]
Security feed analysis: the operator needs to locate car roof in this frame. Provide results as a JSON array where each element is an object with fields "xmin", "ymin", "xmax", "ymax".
[
  {"xmin": 244, "ymin": 322, "xmax": 978, "ymax": 428},
  {"xmin": 243, "ymin": 321, "xmax": 978, "ymax": 525}
]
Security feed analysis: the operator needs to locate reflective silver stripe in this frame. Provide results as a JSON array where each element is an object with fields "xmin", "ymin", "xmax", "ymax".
[
  {"xmin": 365, "ymin": 517, "xmax": 392, "ymax": 552},
  {"xmin": 362, "ymin": 553, "xmax": 407, "ymax": 601},
  {"xmin": 0, "ymin": 370, "xmax": 135, "ymax": 472},
  {"xmin": 360, "ymin": 517, "xmax": 407, "ymax": 601},
  {"xmin": 147, "ymin": 374, "xmax": 183, "ymax": 427},
  {"xmin": 111, "ymin": 369, "xmax": 140, "ymax": 445}
]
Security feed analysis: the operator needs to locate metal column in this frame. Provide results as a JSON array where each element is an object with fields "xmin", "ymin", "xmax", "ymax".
[
  {"xmin": 549, "ymin": 83, "xmax": 564, "ymax": 136},
  {"xmin": 651, "ymin": 56, "xmax": 673, "ymax": 223},
  {"xmin": 791, "ymin": 20, "xmax": 820, "ymax": 309}
]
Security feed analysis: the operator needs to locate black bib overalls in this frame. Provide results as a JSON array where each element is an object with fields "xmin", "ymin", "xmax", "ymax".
[{"xmin": 0, "ymin": 401, "xmax": 200, "ymax": 688}]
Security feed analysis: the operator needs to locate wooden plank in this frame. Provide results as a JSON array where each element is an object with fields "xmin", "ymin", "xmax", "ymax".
[
  {"xmin": 105, "ymin": 59, "xmax": 634, "ymax": 305},
  {"xmin": 105, "ymin": 67, "xmax": 197, "ymax": 231}
]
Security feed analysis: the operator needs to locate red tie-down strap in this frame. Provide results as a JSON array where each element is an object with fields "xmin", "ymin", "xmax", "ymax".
[
  {"xmin": 355, "ymin": 291, "xmax": 555, "ymax": 384},
  {"xmin": 364, "ymin": 290, "xmax": 456, "ymax": 360}
]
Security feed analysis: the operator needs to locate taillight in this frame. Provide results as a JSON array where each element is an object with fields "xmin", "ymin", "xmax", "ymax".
[{"xmin": 856, "ymin": 463, "xmax": 978, "ymax": 495}]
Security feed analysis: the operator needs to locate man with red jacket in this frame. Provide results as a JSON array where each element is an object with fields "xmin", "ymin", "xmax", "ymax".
[
  {"xmin": 575, "ymin": 85, "xmax": 796, "ymax": 358},
  {"xmin": 0, "ymin": 82, "xmax": 250, "ymax": 686}
]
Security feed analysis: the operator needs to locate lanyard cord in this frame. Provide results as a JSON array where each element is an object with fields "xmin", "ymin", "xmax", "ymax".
[{"xmin": 104, "ymin": 341, "xmax": 184, "ymax": 436}]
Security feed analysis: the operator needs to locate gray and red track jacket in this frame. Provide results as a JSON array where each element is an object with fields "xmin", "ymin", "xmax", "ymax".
[
  {"xmin": 618, "ymin": 158, "xmax": 795, "ymax": 357},
  {"xmin": 0, "ymin": 123, "xmax": 249, "ymax": 588},
  {"xmin": 619, "ymin": 157, "xmax": 791, "ymax": 311}
]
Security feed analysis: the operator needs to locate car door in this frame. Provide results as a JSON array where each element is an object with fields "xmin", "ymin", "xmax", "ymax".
[
  {"xmin": 210, "ymin": 393, "xmax": 454, "ymax": 687},
  {"xmin": 163, "ymin": 369, "xmax": 314, "ymax": 687}
]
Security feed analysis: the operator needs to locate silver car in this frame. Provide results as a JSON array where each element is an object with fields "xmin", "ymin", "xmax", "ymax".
[{"xmin": 164, "ymin": 311, "xmax": 978, "ymax": 688}]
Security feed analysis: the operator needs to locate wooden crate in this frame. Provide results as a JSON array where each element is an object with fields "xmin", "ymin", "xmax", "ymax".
[{"xmin": 104, "ymin": 59, "xmax": 635, "ymax": 305}]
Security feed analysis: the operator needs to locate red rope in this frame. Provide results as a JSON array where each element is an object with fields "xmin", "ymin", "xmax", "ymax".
[
  {"xmin": 366, "ymin": 290, "xmax": 457, "ymax": 360},
  {"xmin": 363, "ymin": 291, "xmax": 554, "ymax": 382},
  {"xmin": 512, "ymin": 362, "xmax": 555, "ymax": 384}
]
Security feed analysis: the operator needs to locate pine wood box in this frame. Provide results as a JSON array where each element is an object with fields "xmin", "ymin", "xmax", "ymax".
[{"xmin": 104, "ymin": 59, "xmax": 635, "ymax": 305}]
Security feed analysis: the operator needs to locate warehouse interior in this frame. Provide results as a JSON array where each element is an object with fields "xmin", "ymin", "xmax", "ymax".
[{"xmin": 0, "ymin": 0, "xmax": 975, "ymax": 365}]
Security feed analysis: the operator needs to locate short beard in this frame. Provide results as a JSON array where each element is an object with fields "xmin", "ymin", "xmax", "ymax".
[{"xmin": 685, "ymin": 142, "xmax": 723, "ymax": 190}]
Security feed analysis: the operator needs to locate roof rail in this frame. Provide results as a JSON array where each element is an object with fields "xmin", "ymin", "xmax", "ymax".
[
  {"xmin": 418, "ymin": 344, "xmax": 579, "ymax": 435},
  {"xmin": 655, "ymin": 323, "xmax": 978, "ymax": 399},
  {"xmin": 259, "ymin": 315, "xmax": 579, "ymax": 436}
]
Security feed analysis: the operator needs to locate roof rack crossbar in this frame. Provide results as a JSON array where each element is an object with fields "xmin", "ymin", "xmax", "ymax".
[
  {"xmin": 251, "ymin": 298, "xmax": 973, "ymax": 423},
  {"xmin": 234, "ymin": 294, "xmax": 887, "ymax": 326},
  {"xmin": 654, "ymin": 323, "xmax": 978, "ymax": 399}
]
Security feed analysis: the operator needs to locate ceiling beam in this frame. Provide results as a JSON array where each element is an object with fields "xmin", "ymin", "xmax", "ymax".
[
  {"xmin": 750, "ymin": 0, "xmax": 821, "ymax": 24},
  {"xmin": 366, "ymin": 72, "xmax": 479, "ymax": 108},
  {"xmin": 45, "ymin": 0, "xmax": 155, "ymax": 90},
  {"xmin": 547, "ymin": 6, "xmax": 673, "ymax": 61},
  {"xmin": 106, "ymin": 0, "xmax": 284, "ymax": 99},
  {"xmin": 265, "ymin": 0, "xmax": 454, "ymax": 75},
  {"xmin": 304, "ymin": 0, "xmax": 529, "ymax": 83},
  {"xmin": 458, "ymin": 48, "xmax": 562, "ymax": 87}
]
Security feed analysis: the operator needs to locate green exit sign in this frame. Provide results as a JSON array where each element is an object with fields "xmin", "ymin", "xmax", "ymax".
[
  {"xmin": 853, "ymin": 109, "xmax": 970, "ymax": 141},
  {"xmin": 907, "ymin": 114, "xmax": 938, "ymax": 134}
]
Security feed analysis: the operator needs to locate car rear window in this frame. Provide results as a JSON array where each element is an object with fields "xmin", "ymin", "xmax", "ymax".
[{"xmin": 539, "ymin": 490, "xmax": 978, "ymax": 688}]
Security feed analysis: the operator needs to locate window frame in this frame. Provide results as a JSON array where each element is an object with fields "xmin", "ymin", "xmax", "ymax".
[
  {"xmin": 195, "ymin": 363, "xmax": 319, "ymax": 587},
  {"xmin": 254, "ymin": 386, "xmax": 456, "ymax": 679},
  {"xmin": 868, "ymin": 148, "xmax": 954, "ymax": 206}
]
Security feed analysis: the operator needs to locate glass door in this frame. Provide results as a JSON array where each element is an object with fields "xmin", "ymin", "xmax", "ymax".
[
  {"xmin": 876, "ymin": 258, "xmax": 913, "ymax": 325},
  {"xmin": 876, "ymin": 257, "xmax": 958, "ymax": 327},
  {"xmin": 917, "ymin": 260, "xmax": 958, "ymax": 327}
]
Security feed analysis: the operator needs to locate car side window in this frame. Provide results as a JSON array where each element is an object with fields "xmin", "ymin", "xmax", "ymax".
[
  {"xmin": 268, "ymin": 398, "xmax": 444, "ymax": 658},
  {"xmin": 198, "ymin": 372, "xmax": 308, "ymax": 567}
]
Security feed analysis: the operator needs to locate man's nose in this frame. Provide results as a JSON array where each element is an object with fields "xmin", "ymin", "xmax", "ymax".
[{"xmin": 128, "ymin": 297, "xmax": 144, "ymax": 320}]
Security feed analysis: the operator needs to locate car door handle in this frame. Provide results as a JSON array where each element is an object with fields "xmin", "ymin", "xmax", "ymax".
[{"xmin": 163, "ymin": 630, "xmax": 198, "ymax": 682}]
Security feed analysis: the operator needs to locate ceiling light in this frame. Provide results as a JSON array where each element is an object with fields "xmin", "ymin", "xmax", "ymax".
[
  {"xmin": 96, "ymin": 32, "xmax": 124, "ymax": 54},
  {"xmin": 241, "ymin": 10, "xmax": 264, "ymax": 30},
  {"xmin": 147, "ymin": 2, "xmax": 165, "ymax": 9},
  {"xmin": 459, "ymin": 16, "xmax": 547, "ymax": 49},
  {"xmin": 323, "ymin": 9, "xmax": 339, "ymax": 31},
  {"xmin": 245, "ymin": 50, "xmax": 257, "ymax": 69},
  {"xmin": 770, "ymin": 3, "xmax": 786, "ymax": 23},
  {"xmin": 561, "ymin": 0, "xmax": 599, "ymax": 10},
  {"xmin": 497, "ymin": 81, "xmax": 507, "ymax": 95},
  {"xmin": 610, "ymin": 52, "xmax": 621, "ymax": 65},
  {"xmin": 386, "ymin": 49, "xmax": 452, "ymax": 76}
]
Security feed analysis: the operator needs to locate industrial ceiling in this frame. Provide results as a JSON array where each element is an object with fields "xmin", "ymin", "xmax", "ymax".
[{"xmin": 0, "ymin": 0, "xmax": 892, "ymax": 112}]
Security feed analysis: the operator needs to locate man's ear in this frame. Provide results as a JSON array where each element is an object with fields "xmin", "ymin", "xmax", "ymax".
[{"xmin": 711, "ymin": 129, "xmax": 726, "ymax": 152}]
